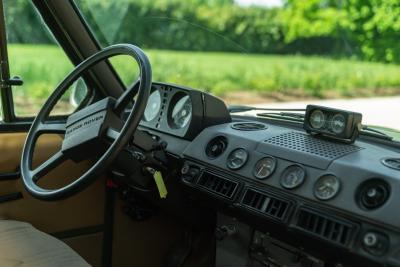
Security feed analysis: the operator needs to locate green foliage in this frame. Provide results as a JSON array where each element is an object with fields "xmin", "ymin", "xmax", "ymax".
[
  {"xmin": 9, "ymin": 44, "xmax": 400, "ymax": 107},
  {"xmin": 343, "ymin": 0, "xmax": 400, "ymax": 63},
  {"xmin": 4, "ymin": 0, "xmax": 52, "ymax": 43},
  {"xmin": 5, "ymin": 0, "xmax": 400, "ymax": 63}
]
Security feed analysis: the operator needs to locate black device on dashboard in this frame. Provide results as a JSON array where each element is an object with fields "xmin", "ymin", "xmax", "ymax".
[{"xmin": 303, "ymin": 105, "xmax": 362, "ymax": 143}]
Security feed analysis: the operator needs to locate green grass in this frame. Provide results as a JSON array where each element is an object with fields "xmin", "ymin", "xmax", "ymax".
[{"xmin": 7, "ymin": 44, "xmax": 400, "ymax": 114}]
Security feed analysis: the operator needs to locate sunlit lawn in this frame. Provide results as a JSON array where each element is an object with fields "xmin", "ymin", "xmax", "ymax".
[{"xmin": 8, "ymin": 44, "xmax": 400, "ymax": 114}]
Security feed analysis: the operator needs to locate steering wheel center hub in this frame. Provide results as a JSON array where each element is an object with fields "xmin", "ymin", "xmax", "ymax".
[{"xmin": 62, "ymin": 97, "xmax": 122, "ymax": 162}]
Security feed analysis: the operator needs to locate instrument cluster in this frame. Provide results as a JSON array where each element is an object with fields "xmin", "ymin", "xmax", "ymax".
[
  {"xmin": 224, "ymin": 147, "xmax": 342, "ymax": 202},
  {"xmin": 141, "ymin": 84, "xmax": 193, "ymax": 132},
  {"xmin": 140, "ymin": 82, "xmax": 231, "ymax": 140}
]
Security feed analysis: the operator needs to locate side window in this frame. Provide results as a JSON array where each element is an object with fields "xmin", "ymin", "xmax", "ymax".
[{"xmin": 4, "ymin": 1, "xmax": 88, "ymax": 117}]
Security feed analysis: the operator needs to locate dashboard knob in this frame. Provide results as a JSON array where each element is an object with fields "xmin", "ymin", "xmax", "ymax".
[
  {"xmin": 362, "ymin": 231, "xmax": 388, "ymax": 256},
  {"xmin": 363, "ymin": 232, "xmax": 378, "ymax": 247}
]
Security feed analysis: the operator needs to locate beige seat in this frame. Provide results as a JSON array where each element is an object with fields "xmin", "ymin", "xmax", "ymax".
[{"xmin": 0, "ymin": 220, "xmax": 89, "ymax": 267}]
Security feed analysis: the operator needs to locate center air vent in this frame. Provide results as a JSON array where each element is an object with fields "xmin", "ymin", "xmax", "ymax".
[
  {"xmin": 381, "ymin": 158, "xmax": 400, "ymax": 170},
  {"xmin": 241, "ymin": 188, "xmax": 289, "ymax": 221},
  {"xmin": 206, "ymin": 136, "xmax": 228, "ymax": 159},
  {"xmin": 197, "ymin": 172, "xmax": 238, "ymax": 199},
  {"xmin": 357, "ymin": 179, "xmax": 390, "ymax": 210},
  {"xmin": 296, "ymin": 208, "xmax": 356, "ymax": 246},
  {"xmin": 231, "ymin": 122, "xmax": 267, "ymax": 131}
]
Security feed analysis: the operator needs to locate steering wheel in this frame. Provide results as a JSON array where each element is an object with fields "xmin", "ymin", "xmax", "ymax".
[{"xmin": 21, "ymin": 44, "xmax": 152, "ymax": 200}]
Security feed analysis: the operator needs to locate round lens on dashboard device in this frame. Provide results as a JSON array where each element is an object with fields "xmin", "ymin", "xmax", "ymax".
[
  {"xmin": 314, "ymin": 174, "xmax": 340, "ymax": 200},
  {"xmin": 170, "ymin": 94, "xmax": 192, "ymax": 129},
  {"xmin": 280, "ymin": 164, "xmax": 306, "ymax": 189},
  {"xmin": 253, "ymin": 156, "xmax": 276, "ymax": 179},
  {"xmin": 227, "ymin": 148, "xmax": 249, "ymax": 170},
  {"xmin": 309, "ymin": 109, "xmax": 325, "ymax": 129},
  {"xmin": 143, "ymin": 90, "xmax": 161, "ymax": 122},
  {"xmin": 330, "ymin": 113, "xmax": 346, "ymax": 134}
]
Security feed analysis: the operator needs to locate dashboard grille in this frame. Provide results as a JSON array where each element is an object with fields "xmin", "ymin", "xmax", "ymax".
[
  {"xmin": 295, "ymin": 208, "xmax": 355, "ymax": 246},
  {"xmin": 197, "ymin": 172, "xmax": 238, "ymax": 199},
  {"xmin": 264, "ymin": 132, "xmax": 361, "ymax": 159},
  {"xmin": 241, "ymin": 188, "xmax": 289, "ymax": 221},
  {"xmin": 231, "ymin": 122, "xmax": 267, "ymax": 131}
]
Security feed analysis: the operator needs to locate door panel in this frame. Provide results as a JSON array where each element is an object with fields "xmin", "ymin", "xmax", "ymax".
[{"xmin": 0, "ymin": 132, "xmax": 105, "ymax": 233}]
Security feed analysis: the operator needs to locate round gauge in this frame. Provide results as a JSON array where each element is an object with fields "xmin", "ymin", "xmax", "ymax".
[
  {"xmin": 280, "ymin": 165, "xmax": 306, "ymax": 189},
  {"xmin": 143, "ymin": 90, "xmax": 161, "ymax": 122},
  {"xmin": 253, "ymin": 157, "xmax": 276, "ymax": 180},
  {"xmin": 330, "ymin": 113, "xmax": 346, "ymax": 134},
  {"xmin": 170, "ymin": 94, "xmax": 192, "ymax": 129},
  {"xmin": 314, "ymin": 175, "xmax": 341, "ymax": 200},
  {"xmin": 309, "ymin": 109, "xmax": 325, "ymax": 129},
  {"xmin": 227, "ymin": 148, "xmax": 249, "ymax": 170}
]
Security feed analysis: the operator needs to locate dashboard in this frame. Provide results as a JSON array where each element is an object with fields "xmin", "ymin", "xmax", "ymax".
[{"xmin": 135, "ymin": 82, "xmax": 400, "ymax": 266}]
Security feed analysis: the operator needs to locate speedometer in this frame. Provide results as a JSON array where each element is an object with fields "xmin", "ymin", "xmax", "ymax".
[
  {"xmin": 143, "ymin": 90, "xmax": 161, "ymax": 122},
  {"xmin": 170, "ymin": 94, "xmax": 192, "ymax": 129}
]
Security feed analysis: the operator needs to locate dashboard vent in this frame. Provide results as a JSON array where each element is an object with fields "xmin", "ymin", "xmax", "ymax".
[
  {"xmin": 296, "ymin": 208, "xmax": 355, "ymax": 246},
  {"xmin": 241, "ymin": 189, "xmax": 289, "ymax": 221},
  {"xmin": 205, "ymin": 136, "xmax": 228, "ymax": 159},
  {"xmin": 197, "ymin": 172, "xmax": 238, "ymax": 199},
  {"xmin": 357, "ymin": 179, "xmax": 390, "ymax": 210},
  {"xmin": 381, "ymin": 158, "xmax": 400, "ymax": 170},
  {"xmin": 264, "ymin": 132, "xmax": 362, "ymax": 159},
  {"xmin": 231, "ymin": 122, "xmax": 267, "ymax": 131}
]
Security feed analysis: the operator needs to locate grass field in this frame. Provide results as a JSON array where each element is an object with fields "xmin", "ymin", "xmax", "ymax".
[{"xmin": 8, "ymin": 44, "xmax": 400, "ymax": 114}]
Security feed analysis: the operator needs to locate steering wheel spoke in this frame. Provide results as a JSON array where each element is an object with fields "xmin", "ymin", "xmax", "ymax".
[
  {"xmin": 31, "ymin": 151, "xmax": 67, "ymax": 183},
  {"xmin": 106, "ymin": 128, "xmax": 120, "ymax": 141},
  {"xmin": 114, "ymin": 79, "xmax": 139, "ymax": 114},
  {"xmin": 37, "ymin": 121, "xmax": 66, "ymax": 135}
]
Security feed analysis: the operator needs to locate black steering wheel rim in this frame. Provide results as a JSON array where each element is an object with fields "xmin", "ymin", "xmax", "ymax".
[{"xmin": 21, "ymin": 44, "xmax": 152, "ymax": 200}]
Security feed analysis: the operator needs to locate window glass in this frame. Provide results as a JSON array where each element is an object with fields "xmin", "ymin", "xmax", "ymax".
[
  {"xmin": 76, "ymin": 0, "xmax": 400, "ymax": 141},
  {"xmin": 4, "ymin": 0, "xmax": 88, "ymax": 117}
]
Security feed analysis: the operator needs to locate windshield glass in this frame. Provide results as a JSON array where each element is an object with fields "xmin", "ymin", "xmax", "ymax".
[{"xmin": 75, "ymin": 0, "xmax": 400, "ymax": 139}]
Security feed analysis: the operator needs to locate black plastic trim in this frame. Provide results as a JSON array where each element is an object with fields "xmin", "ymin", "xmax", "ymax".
[
  {"xmin": 0, "ymin": 192, "xmax": 23, "ymax": 204},
  {"xmin": 0, "ymin": 169, "xmax": 20, "ymax": 181},
  {"xmin": 51, "ymin": 224, "xmax": 104, "ymax": 239}
]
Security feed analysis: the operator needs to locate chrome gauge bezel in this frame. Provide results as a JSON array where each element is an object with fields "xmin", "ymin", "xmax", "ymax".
[
  {"xmin": 253, "ymin": 156, "xmax": 277, "ymax": 180},
  {"xmin": 227, "ymin": 148, "xmax": 249, "ymax": 170},
  {"xmin": 314, "ymin": 174, "xmax": 341, "ymax": 200},
  {"xmin": 280, "ymin": 164, "xmax": 306, "ymax": 189}
]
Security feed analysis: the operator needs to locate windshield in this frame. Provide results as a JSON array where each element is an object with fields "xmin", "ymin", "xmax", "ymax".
[{"xmin": 75, "ymin": 0, "xmax": 400, "ymax": 139}]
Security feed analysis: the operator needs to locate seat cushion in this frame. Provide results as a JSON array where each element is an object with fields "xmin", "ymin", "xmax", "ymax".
[{"xmin": 0, "ymin": 220, "xmax": 89, "ymax": 267}]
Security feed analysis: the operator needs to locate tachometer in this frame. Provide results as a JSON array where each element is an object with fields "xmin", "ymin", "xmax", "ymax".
[
  {"xmin": 280, "ymin": 165, "xmax": 306, "ymax": 189},
  {"xmin": 314, "ymin": 175, "xmax": 340, "ymax": 200},
  {"xmin": 143, "ymin": 90, "xmax": 161, "ymax": 122},
  {"xmin": 253, "ymin": 157, "xmax": 276, "ymax": 180},
  {"xmin": 170, "ymin": 94, "xmax": 192, "ymax": 129},
  {"xmin": 227, "ymin": 148, "xmax": 248, "ymax": 170}
]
